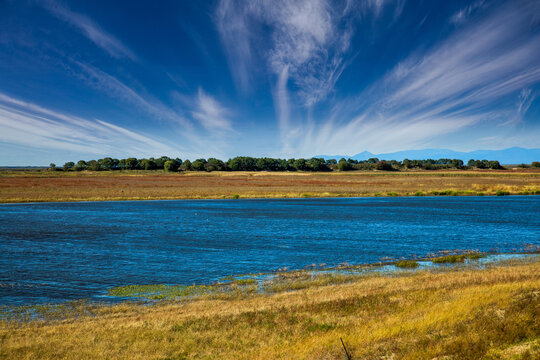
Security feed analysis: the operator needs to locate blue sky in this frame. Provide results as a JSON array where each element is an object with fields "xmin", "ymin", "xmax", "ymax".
[{"xmin": 1, "ymin": 0, "xmax": 539, "ymax": 165}]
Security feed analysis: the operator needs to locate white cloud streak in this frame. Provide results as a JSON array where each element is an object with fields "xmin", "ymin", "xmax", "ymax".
[
  {"xmin": 69, "ymin": 63, "xmax": 237, "ymax": 158},
  {"xmin": 191, "ymin": 88, "xmax": 232, "ymax": 131},
  {"xmin": 39, "ymin": 0, "xmax": 136, "ymax": 60},
  {"xmin": 70, "ymin": 61, "xmax": 190, "ymax": 127},
  {"xmin": 216, "ymin": 0, "xmax": 357, "ymax": 155},
  {"xmin": 215, "ymin": 0, "xmax": 254, "ymax": 93},
  {"xmin": 450, "ymin": 0, "xmax": 485, "ymax": 24},
  {"xmin": 287, "ymin": 1, "xmax": 540, "ymax": 156},
  {"xmin": 0, "ymin": 93, "xmax": 180, "ymax": 156}
]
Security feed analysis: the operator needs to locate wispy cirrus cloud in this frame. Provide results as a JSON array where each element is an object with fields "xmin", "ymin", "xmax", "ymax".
[
  {"xmin": 214, "ymin": 0, "xmax": 255, "ymax": 93},
  {"xmin": 69, "ymin": 61, "xmax": 190, "ymax": 127},
  {"xmin": 216, "ymin": 0, "xmax": 356, "ymax": 154},
  {"xmin": 290, "ymin": 1, "xmax": 540, "ymax": 155},
  {"xmin": 39, "ymin": 0, "xmax": 136, "ymax": 61},
  {"xmin": 191, "ymin": 88, "xmax": 232, "ymax": 131},
  {"xmin": 450, "ymin": 0, "xmax": 485, "ymax": 24},
  {"xmin": 215, "ymin": 0, "xmax": 354, "ymax": 105},
  {"xmin": 0, "ymin": 93, "xmax": 179, "ymax": 156},
  {"xmin": 68, "ymin": 62, "xmax": 236, "ymax": 157}
]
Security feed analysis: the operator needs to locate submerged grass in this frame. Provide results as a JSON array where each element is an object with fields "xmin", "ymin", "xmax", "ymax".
[
  {"xmin": 1, "ymin": 257, "xmax": 538, "ymax": 359},
  {"xmin": 395, "ymin": 260, "xmax": 420, "ymax": 268},
  {"xmin": 432, "ymin": 253, "xmax": 487, "ymax": 263}
]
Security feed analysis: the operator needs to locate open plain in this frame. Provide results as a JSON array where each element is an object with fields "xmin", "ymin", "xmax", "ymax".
[{"xmin": 1, "ymin": 169, "xmax": 539, "ymax": 203}]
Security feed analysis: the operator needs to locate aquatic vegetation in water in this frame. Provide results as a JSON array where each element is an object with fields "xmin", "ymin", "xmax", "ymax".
[
  {"xmin": 107, "ymin": 284, "xmax": 215, "ymax": 299},
  {"xmin": 431, "ymin": 253, "xmax": 486, "ymax": 263},
  {"xmin": 394, "ymin": 260, "xmax": 419, "ymax": 268},
  {"xmin": 106, "ymin": 280, "xmax": 260, "ymax": 300},
  {"xmin": 0, "ymin": 300, "xmax": 98, "ymax": 322}
]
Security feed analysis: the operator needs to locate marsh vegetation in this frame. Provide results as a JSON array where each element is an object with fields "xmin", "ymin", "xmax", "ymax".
[{"xmin": 1, "ymin": 257, "xmax": 538, "ymax": 359}]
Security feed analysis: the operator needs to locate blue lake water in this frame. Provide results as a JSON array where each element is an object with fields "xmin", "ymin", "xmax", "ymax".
[{"xmin": 1, "ymin": 196, "xmax": 539, "ymax": 305}]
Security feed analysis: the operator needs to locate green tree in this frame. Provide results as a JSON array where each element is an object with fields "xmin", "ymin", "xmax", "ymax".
[
  {"xmin": 87, "ymin": 160, "xmax": 102, "ymax": 171},
  {"xmin": 48, "ymin": 163, "xmax": 57, "ymax": 171},
  {"xmin": 75, "ymin": 160, "xmax": 87, "ymax": 171},
  {"xmin": 293, "ymin": 158, "xmax": 308, "ymax": 171},
  {"xmin": 180, "ymin": 159, "xmax": 192, "ymax": 171},
  {"xmin": 375, "ymin": 161, "xmax": 393, "ymax": 171},
  {"xmin": 98, "ymin": 157, "xmax": 117, "ymax": 171},
  {"xmin": 164, "ymin": 159, "xmax": 180, "ymax": 172},
  {"xmin": 204, "ymin": 158, "xmax": 226, "ymax": 172},
  {"xmin": 125, "ymin": 158, "xmax": 139, "ymax": 170},
  {"xmin": 140, "ymin": 159, "xmax": 157, "ymax": 170},
  {"xmin": 337, "ymin": 159, "xmax": 352, "ymax": 171},
  {"xmin": 154, "ymin": 156, "xmax": 171, "ymax": 169},
  {"xmin": 192, "ymin": 159, "xmax": 207, "ymax": 171},
  {"xmin": 228, "ymin": 157, "xmax": 242, "ymax": 171},
  {"xmin": 63, "ymin": 162, "xmax": 75, "ymax": 171},
  {"xmin": 308, "ymin": 158, "xmax": 327, "ymax": 171},
  {"xmin": 487, "ymin": 160, "xmax": 503, "ymax": 169}
]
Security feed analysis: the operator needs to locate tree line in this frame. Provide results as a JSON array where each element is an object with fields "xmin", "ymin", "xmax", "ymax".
[{"xmin": 43, "ymin": 156, "xmax": 533, "ymax": 172}]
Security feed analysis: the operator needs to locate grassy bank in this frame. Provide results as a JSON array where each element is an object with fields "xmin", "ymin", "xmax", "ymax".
[
  {"xmin": 1, "ymin": 257, "xmax": 539, "ymax": 359},
  {"xmin": 0, "ymin": 169, "xmax": 539, "ymax": 203}
]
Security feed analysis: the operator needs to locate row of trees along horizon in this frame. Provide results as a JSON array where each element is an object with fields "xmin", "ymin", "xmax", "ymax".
[{"xmin": 48, "ymin": 157, "xmax": 540, "ymax": 172}]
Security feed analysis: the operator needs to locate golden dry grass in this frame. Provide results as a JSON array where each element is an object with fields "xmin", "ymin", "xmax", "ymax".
[
  {"xmin": 0, "ymin": 169, "xmax": 539, "ymax": 203},
  {"xmin": 1, "ymin": 258, "xmax": 539, "ymax": 359}
]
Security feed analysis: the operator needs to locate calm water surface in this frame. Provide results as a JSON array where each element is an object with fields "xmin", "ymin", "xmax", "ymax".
[{"xmin": 1, "ymin": 196, "xmax": 539, "ymax": 305}]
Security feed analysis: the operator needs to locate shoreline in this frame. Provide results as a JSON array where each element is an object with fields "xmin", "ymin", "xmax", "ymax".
[
  {"xmin": 2, "ymin": 251, "xmax": 538, "ymax": 310},
  {"xmin": 1, "ymin": 192, "xmax": 539, "ymax": 204},
  {"xmin": 1, "ymin": 256, "xmax": 538, "ymax": 359}
]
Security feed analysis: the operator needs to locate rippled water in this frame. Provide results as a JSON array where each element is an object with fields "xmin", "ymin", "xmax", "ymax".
[{"xmin": 1, "ymin": 196, "xmax": 538, "ymax": 305}]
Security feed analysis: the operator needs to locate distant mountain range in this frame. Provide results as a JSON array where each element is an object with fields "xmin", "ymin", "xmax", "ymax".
[{"xmin": 315, "ymin": 147, "xmax": 540, "ymax": 164}]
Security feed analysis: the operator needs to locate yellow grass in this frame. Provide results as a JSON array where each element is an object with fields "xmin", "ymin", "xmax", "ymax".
[
  {"xmin": 0, "ymin": 169, "xmax": 539, "ymax": 203},
  {"xmin": 1, "ymin": 258, "xmax": 539, "ymax": 359}
]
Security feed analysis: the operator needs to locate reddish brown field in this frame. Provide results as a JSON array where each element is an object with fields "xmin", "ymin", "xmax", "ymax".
[{"xmin": 0, "ymin": 169, "xmax": 539, "ymax": 203}]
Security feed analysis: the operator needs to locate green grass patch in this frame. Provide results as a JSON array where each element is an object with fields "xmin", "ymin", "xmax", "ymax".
[
  {"xmin": 431, "ymin": 253, "xmax": 486, "ymax": 263},
  {"xmin": 394, "ymin": 260, "xmax": 419, "ymax": 268},
  {"xmin": 107, "ymin": 284, "xmax": 216, "ymax": 299},
  {"xmin": 233, "ymin": 278, "xmax": 257, "ymax": 285},
  {"xmin": 496, "ymin": 190, "xmax": 510, "ymax": 196}
]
